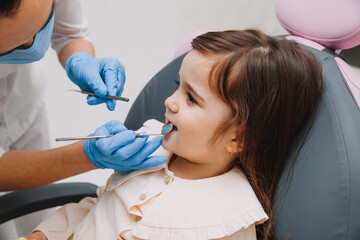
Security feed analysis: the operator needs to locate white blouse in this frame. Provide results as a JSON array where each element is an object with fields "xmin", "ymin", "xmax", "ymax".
[{"xmin": 35, "ymin": 120, "xmax": 268, "ymax": 240}]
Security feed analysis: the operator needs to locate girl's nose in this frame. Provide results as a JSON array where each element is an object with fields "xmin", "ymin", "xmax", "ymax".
[{"xmin": 165, "ymin": 94, "xmax": 178, "ymax": 113}]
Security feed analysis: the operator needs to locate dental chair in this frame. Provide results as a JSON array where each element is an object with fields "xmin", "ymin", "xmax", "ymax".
[
  {"xmin": 125, "ymin": 0, "xmax": 360, "ymax": 239},
  {"xmin": 0, "ymin": 183, "xmax": 98, "ymax": 225},
  {"xmin": 1, "ymin": 0, "xmax": 359, "ymax": 239}
]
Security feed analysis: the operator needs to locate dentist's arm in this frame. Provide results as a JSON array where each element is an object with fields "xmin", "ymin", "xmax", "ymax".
[
  {"xmin": 53, "ymin": 0, "xmax": 124, "ymax": 111},
  {"xmin": 0, "ymin": 121, "xmax": 165, "ymax": 191},
  {"xmin": 0, "ymin": 142, "xmax": 94, "ymax": 191},
  {"xmin": 57, "ymin": 39, "xmax": 94, "ymax": 67}
]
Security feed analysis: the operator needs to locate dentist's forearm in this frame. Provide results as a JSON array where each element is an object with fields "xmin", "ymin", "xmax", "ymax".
[
  {"xmin": 58, "ymin": 39, "xmax": 95, "ymax": 67},
  {"xmin": 0, "ymin": 141, "xmax": 95, "ymax": 191}
]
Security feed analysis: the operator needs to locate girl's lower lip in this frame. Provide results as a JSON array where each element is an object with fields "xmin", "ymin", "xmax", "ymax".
[{"xmin": 163, "ymin": 121, "xmax": 171, "ymax": 127}]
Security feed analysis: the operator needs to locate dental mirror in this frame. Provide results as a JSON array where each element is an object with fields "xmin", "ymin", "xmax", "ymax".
[{"xmin": 55, "ymin": 123, "xmax": 174, "ymax": 141}]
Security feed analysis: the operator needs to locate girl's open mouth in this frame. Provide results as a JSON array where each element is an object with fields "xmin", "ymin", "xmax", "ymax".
[{"xmin": 163, "ymin": 121, "xmax": 177, "ymax": 134}]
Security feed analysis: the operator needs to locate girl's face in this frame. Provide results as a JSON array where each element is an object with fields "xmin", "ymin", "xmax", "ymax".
[{"xmin": 163, "ymin": 50, "xmax": 236, "ymax": 179}]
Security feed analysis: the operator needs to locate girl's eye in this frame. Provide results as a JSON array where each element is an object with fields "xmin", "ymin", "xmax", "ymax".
[
  {"xmin": 174, "ymin": 79, "xmax": 197, "ymax": 105},
  {"xmin": 186, "ymin": 92, "xmax": 197, "ymax": 104},
  {"xmin": 175, "ymin": 79, "xmax": 180, "ymax": 89}
]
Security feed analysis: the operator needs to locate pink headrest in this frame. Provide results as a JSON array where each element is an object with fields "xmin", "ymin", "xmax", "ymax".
[
  {"xmin": 173, "ymin": 30, "xmax": 209, "ymax": 59},
  {"xmin": 276, "ymin": 0, "xmax": 360, "ymax": 49}
]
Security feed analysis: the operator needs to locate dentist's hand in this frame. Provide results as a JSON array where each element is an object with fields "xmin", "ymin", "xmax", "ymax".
[
  {"xmin": 84, "ymin": 120, "xmax": 166, "ymax": 171},
  {"xmin": 65, "ymin": 51, "xmax": 125, "ymax": 111}
]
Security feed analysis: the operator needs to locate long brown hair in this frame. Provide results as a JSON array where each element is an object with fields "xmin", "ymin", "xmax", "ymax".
[{"xmin": 192, "ymin": 29, "xmax": 323, "ymax": 239}]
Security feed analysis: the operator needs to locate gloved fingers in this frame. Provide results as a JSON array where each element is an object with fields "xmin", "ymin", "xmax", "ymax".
[
  {"xmin": 96, "ymin": 130, "xmax": 138, "ymax": 155},
  {"xmin": 66, "ymin": 52, "xmax": 108, "ymax": 98},
  {"xmin": 87, "ymin": 97, "xmax": 118, "ymax": 111},
  {"xmin": 99, "ymin": 57, "xmax": 121, "ymax": 96},
  {"xmin": 86, "ymin": 91, "xmax": 116, "ymax": 110},
  {"xmin": 102, "ymin": 58, "xmax": 125, "ymax": 111},
  {"xmin": 87, "ymin": 95, "xmax": 106, "ymax": 105},
  {"xmin": 86, "ymin": 92, "xmax": 117, "ymax": 110},
  {"xmin": 102, "ymin": 60, "xmax": 119, "ymax": 97},
  {"xmin": 129, "ymin": 156, "xmax": 167, "ymax": 170},
  {"xmin": 77, "ymin": 84, "xmax": 93, "ymax": 92},
  {"xmin": 105, "ymin": 99, "xmax": 116, "ymax": 111},
  {"xmin": 102, "ymin": 67, "xmax": 118, "ymax": 111},
  {"xmin": 111, "ymin": 136, "xmax": 150, "ymax": 165},
  {"xmin": 87, "ymin": 72, "xmax": 108, "ymax": 98},
  {"xmin": 117, "ymin": 62, "xmax": 126, "ymax": 96},
  {"xmin": 114, "ymin": 136, "xmax": 163, "ymax": 166},
  {"xmin": 134, "ymin": 136, "xmax": 163, "ymax": 160}
]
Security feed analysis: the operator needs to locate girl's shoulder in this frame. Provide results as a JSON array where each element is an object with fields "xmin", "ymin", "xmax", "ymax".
[{"xmin": 133, "ymin": 167, "xmax": 268, "ymax": 240}]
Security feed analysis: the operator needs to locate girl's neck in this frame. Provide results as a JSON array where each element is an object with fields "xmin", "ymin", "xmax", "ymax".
[{"xmin": 168, "ymin": 154, "xmax": 231, "ymax": 180}]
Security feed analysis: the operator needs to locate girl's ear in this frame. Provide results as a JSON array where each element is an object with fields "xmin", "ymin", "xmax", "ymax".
[{"xmin": 225, "ymin": 132, "xmax": 244, "ymax": 154}]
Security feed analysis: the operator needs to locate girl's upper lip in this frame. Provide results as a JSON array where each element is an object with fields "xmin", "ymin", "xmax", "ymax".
[{"xmin": 164, "ymin": 116, "xmax": 177, "ymax": 129}]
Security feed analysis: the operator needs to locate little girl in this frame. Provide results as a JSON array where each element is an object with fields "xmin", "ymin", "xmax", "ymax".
[{"xmin": 27, "ymin": 29, "xmax": 323, "ymax": 240}]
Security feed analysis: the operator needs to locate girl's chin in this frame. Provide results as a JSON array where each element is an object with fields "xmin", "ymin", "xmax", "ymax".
[{"xmin": 161, "ymin": 138, "xmax": 174, "ymax": 152}]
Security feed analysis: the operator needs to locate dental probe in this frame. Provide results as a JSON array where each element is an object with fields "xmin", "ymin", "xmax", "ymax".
[
  {"xmin": 56, "ymin": 133, "xmax": 161, "ymax": 141},
  {"xmin": 55, "ymin": 123, "xmax": 174, "ymax": 142},
  {"xmin": 70, "ymin": 89, "xmax": 129, "ymax": 102}
]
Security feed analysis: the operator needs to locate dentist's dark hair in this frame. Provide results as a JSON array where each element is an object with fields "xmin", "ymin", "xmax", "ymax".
[
  {"xmin": 0, "ymin": 0, "xmax": 21, "ymax": 17},
  {"xmin": 192, "ymin": 29, "xmax": 323, "ymax": 239}
]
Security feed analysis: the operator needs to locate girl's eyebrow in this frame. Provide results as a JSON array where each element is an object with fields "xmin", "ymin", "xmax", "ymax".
[{"xmin": 180, "ymin": 76, "xmax": 205, "ymax": 103}]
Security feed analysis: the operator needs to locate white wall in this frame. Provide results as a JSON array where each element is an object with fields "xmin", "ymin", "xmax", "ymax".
[{"xmin": 41, "ymin": 0, "xmax": 286, "ymax": 186}]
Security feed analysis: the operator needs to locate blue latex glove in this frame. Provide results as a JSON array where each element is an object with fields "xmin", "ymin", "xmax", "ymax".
[
  {"xmin": 65, "ymin": 51, "xmax": 125, "ymax": 111},
  {"xmin": 84, "ymin": 120, "xmax": 166, "ymax": 171}
]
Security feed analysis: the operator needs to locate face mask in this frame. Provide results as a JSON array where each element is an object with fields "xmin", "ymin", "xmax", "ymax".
[{"xmin": 0, "ymin": 12, "xmax": 55, "ymax": 64}]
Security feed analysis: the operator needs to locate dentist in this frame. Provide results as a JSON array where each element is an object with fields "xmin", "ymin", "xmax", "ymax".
[{"xmin": 0, "ymin": 0, "xmax": 165, "ymax": 191}]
